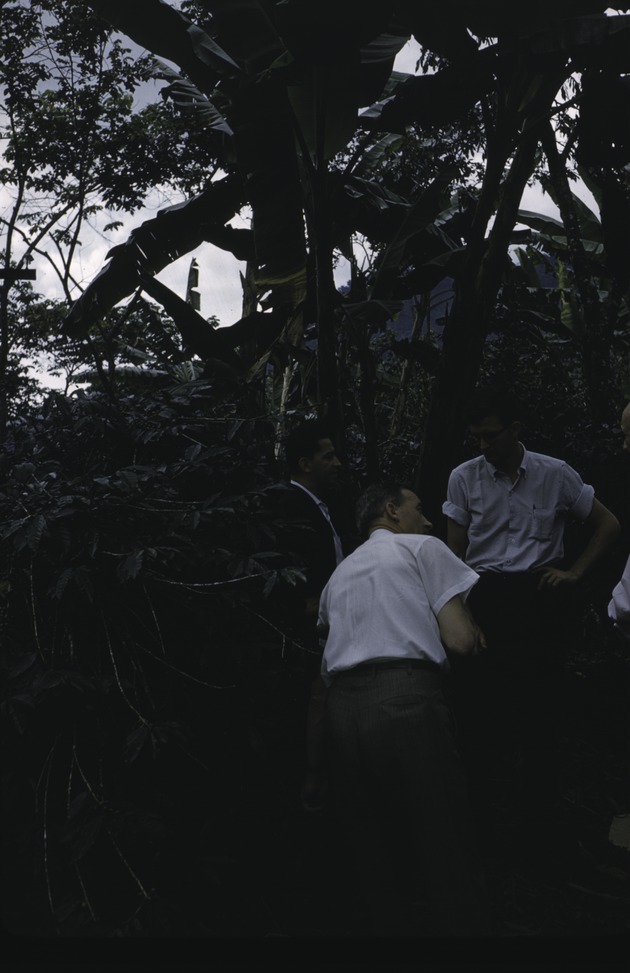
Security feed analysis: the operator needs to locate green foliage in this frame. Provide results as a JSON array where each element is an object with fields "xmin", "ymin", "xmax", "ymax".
[
  {"xmin": 0, "ymin": 376, "xmax": 301, "ymax": 935},
  {"xmin": 0, "ymin": 286, "xmax": 204, "ymax": 406},
  {"xmin": 0, "ymin": 0, "xmax": 222, "ymax": 216},
  {"xmin": 0, "ymin": 0, "xmax": 231, "ymax": 427},
  {"xmin": 4, "ymin": 0, "xmax": 630, "ymax": 937}
]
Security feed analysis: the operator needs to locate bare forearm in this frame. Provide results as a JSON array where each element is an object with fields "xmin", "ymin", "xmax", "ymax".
[
  {"xmin": 446, "ymin": 520, "xmax": 468, "ymax": 560},
  {"xmin": 535, "ymin": 503, "xmax": 620, "ymax": 590},
  {"xmin": 569, "ymin": 518, "xmax": 620, "ymax": 580}
]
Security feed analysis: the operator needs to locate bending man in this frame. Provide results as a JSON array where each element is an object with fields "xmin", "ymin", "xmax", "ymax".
[{"xmin": 319, "ymin": 481, "xmax": 489, "ymax": 937}]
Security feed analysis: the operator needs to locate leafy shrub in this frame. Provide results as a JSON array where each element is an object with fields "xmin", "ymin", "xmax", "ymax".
[{"xmin": 1, "ymin": 378, "xmax": 303, "ymax": 934}]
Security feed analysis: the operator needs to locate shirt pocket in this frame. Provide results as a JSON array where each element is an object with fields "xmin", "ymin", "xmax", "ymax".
[{"xmin": 530, "ymin": 507, "xmax": 555, "ymax": 541}]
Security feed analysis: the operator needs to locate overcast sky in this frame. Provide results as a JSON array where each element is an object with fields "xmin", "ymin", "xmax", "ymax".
[
  {"xmin": 3, "ymin": 33, "xmax": 599, "ymax": 391},
  {"xmin": 11, "ymin": 36, "xmax": 594, "ymax": 319},
  {"xmin": 150, "ymin": 38, "xmax": 588, "ymax": 327}
]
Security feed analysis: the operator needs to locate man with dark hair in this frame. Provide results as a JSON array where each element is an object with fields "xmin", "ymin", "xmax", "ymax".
[
  {"xmin": 280, "ymin": 420, "xmax": 345, "ymax": 614},
  {"xmin": 443, "ymin": 386, "xmax": 620, "ymax": 861},
  {"xmin": 354, "ymin": 479, "xmax": 408, "ymax": 538},
  {"xmin": 318, "ymin": 481, "xmax": 490, "ymax": 936},
  {"xmin": 266, "ymin": 419, "xmax": 352, "ymax": 810}
]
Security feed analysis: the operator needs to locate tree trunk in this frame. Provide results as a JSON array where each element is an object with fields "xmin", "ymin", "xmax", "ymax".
[
  {"xmin": 357, "ymin": 323, "xmax": 380, "ymax": 479},
  {"xmin": 389, "ymin": 296, "xmax": 427, "ymax": 440},
  {"xmin": 416, "ymin": 130, "xmax": 541, "ymax": 532},
  {"xmin": 0, "ymin": 282, "xmax": 10, "ymax": 444},
  {"xmin": 541, "ymin": 122, "xmax": 617, "ymax": 425},
  {"xmin": 312, "ymin": 71, "xmax": 344, "ymax": 442},
  {"xmin": 415, "ymin": 54, "xmax": 573, "ymax": 530}
]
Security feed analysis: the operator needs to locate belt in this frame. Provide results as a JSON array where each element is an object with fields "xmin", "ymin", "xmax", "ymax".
[{"xmin": 337, "ymin": 658, "xmax": 442, "ymax": 677}]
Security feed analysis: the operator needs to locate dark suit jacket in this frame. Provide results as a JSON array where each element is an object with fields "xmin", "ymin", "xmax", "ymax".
[
  {"xmin": 281, "ymin": 484, "xmax": 340, "ymax": 597},
  {"xmin": 263, "ymin": 482, "xmax": 348, "ymax": 650}
]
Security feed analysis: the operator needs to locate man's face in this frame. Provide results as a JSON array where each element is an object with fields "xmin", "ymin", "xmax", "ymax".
[
  {"xmin": 621, "ymin": 406, "xmax": 630, "ymax": 453},
  {"xmin": 468, "ymin": 413, "xmax": 520, "ymax": 466},
  {"xmin": 300, "ymin": 438, "xmax": 342, "ymax": 494},
  {"xmin": 395, "ymin": 489, "xmax": 433, "ymax": 534}
]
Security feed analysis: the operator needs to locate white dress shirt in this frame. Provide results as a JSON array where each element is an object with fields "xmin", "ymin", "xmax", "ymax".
[
  {"xmin": 289, "ymin": 479, "xmax": 344, "ymax": 565},
  {"xmin": 442, "ymin": 446, "xmax": 594, "ymax": 573},
  {"xmin": 608, "ymin": 552, "xmax": 630, "ymax": 639},
  {"xmin": 318, "ymin": 529, "xmax": 479, "ymax": 685}
]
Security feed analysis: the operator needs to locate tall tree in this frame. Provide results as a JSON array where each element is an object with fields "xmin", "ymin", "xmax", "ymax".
[
  {"xmin": 55, "ymin": 0, "xmax": 630, "ymax": 492},
  {"xmin": 0, "ymin": 0, "xmax": 222, "ymax": 425}
]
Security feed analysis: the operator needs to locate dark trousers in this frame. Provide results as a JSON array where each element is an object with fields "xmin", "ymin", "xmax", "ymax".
[
  {"xmin": 450, "ymin": 572, "xmax": 576, "ymax": 852},
  {"xmin": 326, "ymin": 665, "xmax": 489, "ymax": 936}
]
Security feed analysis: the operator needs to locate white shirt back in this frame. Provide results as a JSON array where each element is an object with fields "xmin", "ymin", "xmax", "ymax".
[
  {"xmin": 318, "ymin": 529, "xmax": 479, "ymax": 684},
  {"xmin": 609, "ymin": 551, "xmax": 630, "ymax": 639}
]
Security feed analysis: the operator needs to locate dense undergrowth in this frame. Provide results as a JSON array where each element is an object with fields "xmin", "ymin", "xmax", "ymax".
[{"xmin": 2, "ymin": 378, "xmax": 630, "ymax": 945}]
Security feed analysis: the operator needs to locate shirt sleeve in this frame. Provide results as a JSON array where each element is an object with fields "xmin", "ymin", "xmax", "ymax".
[
  {"xmin": 415, "ymin": 536, "xmax": 479, "ymax": 616},
  {"xmin": 320, "ymin": 660, "xmax": 333, "ymax": 687},
  {"xmin": 442, "ymin": 470, "xmax": 471, "ymax": 527},
  {"xmin": 561, "ymin": 464, "xmax": 594, "ymax": 522},
  {"xmin": 317, "ymin": 582, "xmax": 330, "ymax": 627},
  {"xmin": 318, "ymin": 584, "xmax": 333, "ymax": 685},
  {"xmin": 608, "ymin": 553, "xmax": 630, "ymax": 640}
]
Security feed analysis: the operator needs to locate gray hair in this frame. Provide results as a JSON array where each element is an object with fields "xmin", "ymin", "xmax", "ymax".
[{"xmin": 355, "ymin": 480, "xmax": 408, "ymax": 539}]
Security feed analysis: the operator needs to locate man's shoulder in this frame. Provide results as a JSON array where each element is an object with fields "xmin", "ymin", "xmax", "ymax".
[
  {"xmin": 266, "ymin": 482, "xmax": 316, "ymax": 514},
  {"xmin": 335, "ymin": 532, "xmax": 434, "ymax": 565},
  {"xmin": 525, "ymin": 449, "xmax": 571, "ymax": 473},
  {"xmin": 449, "ymin": 455, "xmax": 485, "ymax": 478},
  {"xmin": 392, "ymin": 533, "xmax": 448, "ymax": 556}
]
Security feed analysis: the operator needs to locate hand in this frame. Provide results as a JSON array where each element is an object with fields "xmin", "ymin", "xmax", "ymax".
[
  {"xmin": 464, "ymin": 601, "xmax": 486, "ymax": 655},
  {"xmin": 446, "ymin": 623, "xmax": 487, "ymax": 659},
  {"xmin": 531, "ymin": 566, "xmax": 581, "ymax": 591},
  {"xmin": 304, "ymin": 596, "xmax": 320, "ymax": 617},
  {"xmin": 474, "ymin": 627, "xmax": 487, "ymax": 655}
]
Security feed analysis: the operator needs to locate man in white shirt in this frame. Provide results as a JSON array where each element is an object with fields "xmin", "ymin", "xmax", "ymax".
[
  {"xmin": 318, "ymin": 481, "xmax": 489, "ymax": 936},
  {"xmin": 443, "ymin": 386, "xmax": 620, "ymax": 861},
  {"xmin": 608, "ymin": 401, "xmax": 630, "ymax": 639},
  {"xmin": 609, "ymin": 553, "xmax": 630, "ymax": 639}
]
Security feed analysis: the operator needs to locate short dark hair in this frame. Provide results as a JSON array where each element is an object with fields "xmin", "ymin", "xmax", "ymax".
[
  {"xmin": 284, "ymin": 419, "xmax": 334, "ymax": 475},
  {"xmin": 355, "ymin": 480, "xmax": 408, "ymax": 539},
  {"xmin": 463, "ymin": 386, "xmax": 524, "ymax": 427}
]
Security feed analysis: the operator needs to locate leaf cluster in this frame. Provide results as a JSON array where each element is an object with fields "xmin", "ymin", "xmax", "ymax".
[{"xmin": 0, "ymin": 375, "xmax": 307, "ymax": 934}]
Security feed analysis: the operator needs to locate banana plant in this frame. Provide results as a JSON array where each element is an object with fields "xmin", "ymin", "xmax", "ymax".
[{"xmin": 64, "ymin": 1, "xmax": 630, "ymax": 484}]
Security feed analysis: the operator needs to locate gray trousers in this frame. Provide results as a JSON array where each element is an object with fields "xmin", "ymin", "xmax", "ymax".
[{"xmin": 326, "ymin": 665, "xmax": 489, "ymax": 936}]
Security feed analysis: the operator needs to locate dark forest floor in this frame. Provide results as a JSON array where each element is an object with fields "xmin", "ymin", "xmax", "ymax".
[
  {"xmin": 5, "ymin": 633, "xmax": 630, "ymax": 972},
  {"xmin": 210, "ymin": 646, "xmax": 630, "ymax": 945}
]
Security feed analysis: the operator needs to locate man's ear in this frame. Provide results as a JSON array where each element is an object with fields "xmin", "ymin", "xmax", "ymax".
[
  {"xmin": 384, "ymin": 500, "xmax": 399, "ymax": 520},
  {"xmin": 298, "ymin": 455, "xmax": 312, "ymax": 474}
]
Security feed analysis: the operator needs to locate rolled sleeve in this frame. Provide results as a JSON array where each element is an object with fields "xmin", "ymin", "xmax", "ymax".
[
  {"xmin": 417, "ymin": 537, "xmax": 479, "ymax": 615},
  {"xmin": 431, "ymin": 574, "xmax": 479, "ymax": 616},
  {"xmin": 563, "ymin": 471, "xmax": 594, "ymax": 523},
  {"xmin": 317, "ymin": 581, "xmax": 330, "ymax": 627},
  {"xmin": 443, "ymin": 471, "xmax": 472, "ymax": 527},
  {"xmin": 442, "ymin": 499, "xmax": 470, "ymax": 526}
]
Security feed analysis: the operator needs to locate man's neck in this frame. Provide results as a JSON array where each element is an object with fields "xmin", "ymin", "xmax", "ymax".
[
  {"xmin": 368, "ymin": 520, "xmax": 398, "ymax": 535},
  {"xmin": 491, "ymin": 443, "xmax": 524, "ymax": 480}
]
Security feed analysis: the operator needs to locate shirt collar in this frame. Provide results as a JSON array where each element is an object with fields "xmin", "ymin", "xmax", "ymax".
[
  {"xmin": 485, "ymin": 442, "xmax": 528, "ymax": 479},
  {"xmin": 290, "ymin": 479, "xmax": 327, "ymax": 509}
]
